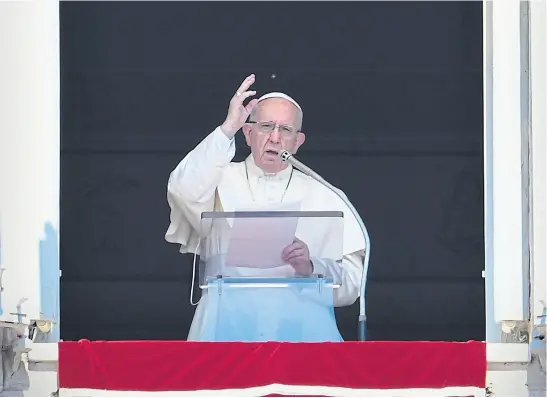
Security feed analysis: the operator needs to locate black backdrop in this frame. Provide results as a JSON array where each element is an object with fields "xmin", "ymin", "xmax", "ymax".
[{"xmin": 59, "ymin": 1, "xmax": 485, "ymax": 341}]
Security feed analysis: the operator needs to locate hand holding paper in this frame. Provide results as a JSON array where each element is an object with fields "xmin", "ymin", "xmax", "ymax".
[
  {"xmin": 281, "ymin": 237, "xmax": 313, "ymax": 276},
  {"xmin": 225, "ymin": 202, "xmax": 301, "ymax": 269}
]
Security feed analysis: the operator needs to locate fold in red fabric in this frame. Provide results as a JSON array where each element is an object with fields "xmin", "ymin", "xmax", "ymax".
[{"xmin": 58, "ymin": 340, "xmax": 486, "ymax": 392}]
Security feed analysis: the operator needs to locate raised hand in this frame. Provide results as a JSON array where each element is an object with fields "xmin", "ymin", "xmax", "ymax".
[
  {"xmin": 220, "ymin": 74, "xmax": 259, "ymax": 137},
  {"xmin": 281, "ymin": 237, "xmax": 313, "ymax": 276}
]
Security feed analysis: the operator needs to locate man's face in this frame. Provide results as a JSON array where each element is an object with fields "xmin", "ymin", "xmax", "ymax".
[{"xmin": 242, "ymin": 98, "xmax": 305, "ymax": 173}]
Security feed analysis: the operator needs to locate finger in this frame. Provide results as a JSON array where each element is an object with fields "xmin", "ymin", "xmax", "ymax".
[
  {"xmin": 286, "ymin": 249, "xmax": 307, "ymax": 263},
  {"xmin": 281, "ymin": 243, "xmax": 297, "ymax": 259},
  {"xmin": 285, "ymin": 237, "xmax": 306, "ymax": 254},
  {"xmin": 282, "ymin": 242, "xmax": 304, "ymax": 256},
  {"xmin": 282, "ymin": 243, "xmax": 305, "ymax": 260},
  {"xmin": 235, "ymin": 74, "xmax": 255, "ymax": 96},
  {"xmin": 233, "ymin": 90, "xmax": 256, "ymax": 101}
]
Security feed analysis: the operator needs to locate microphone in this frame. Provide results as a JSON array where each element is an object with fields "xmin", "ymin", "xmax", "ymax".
[
  {"xmin": 279, "ymin": 150, "xmax": 321, "ymax": 180},
  {"xmin": 279, "ymin": 150, "xmax": 371, "ymax": 341}
]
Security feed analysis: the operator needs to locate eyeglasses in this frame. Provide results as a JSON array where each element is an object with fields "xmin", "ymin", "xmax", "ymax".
[{"xmin": 248, "ymin": 121, "xmax": 300, "ymax": 137}]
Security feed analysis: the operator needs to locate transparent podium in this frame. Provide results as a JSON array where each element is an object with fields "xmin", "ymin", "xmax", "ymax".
[{"xmin": 197, "ymin": 210, "xmax": 344, "ymax": 342}]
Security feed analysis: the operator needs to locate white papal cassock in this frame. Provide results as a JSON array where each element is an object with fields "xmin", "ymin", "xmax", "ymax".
[{"xmin": 165, "ymin": 126, "xmax": 366, "ymax": 340}]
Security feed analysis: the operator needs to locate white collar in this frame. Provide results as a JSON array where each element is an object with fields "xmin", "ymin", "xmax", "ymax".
[{"xmin": 244, "ymin": 154, "xmax": 293, "ymax": 181}]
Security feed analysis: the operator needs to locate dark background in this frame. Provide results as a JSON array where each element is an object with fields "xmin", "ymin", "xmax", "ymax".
[{"xmin": 59, "ymin": 1, "xmax": 485, "ymax": 341}]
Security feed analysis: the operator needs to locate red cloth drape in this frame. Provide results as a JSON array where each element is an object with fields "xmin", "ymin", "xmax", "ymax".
[{"xmin": 58, "ymin": 340, "xmax": 486, "ymax": 392}]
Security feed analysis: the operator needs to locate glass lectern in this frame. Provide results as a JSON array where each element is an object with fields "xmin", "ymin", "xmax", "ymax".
[{"xmin": 197, "ymin": 210, "xmax": 344, "ymax": 342}]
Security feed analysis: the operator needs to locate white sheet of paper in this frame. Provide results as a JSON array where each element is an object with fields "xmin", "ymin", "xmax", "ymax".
[{"xmin": 225, "ymin": 202, "xmax": 301, "ymax": 269}]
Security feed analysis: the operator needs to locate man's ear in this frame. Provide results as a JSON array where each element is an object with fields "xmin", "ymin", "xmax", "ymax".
[
  {"xmin": 242, "ymin": 123, "xmax": 252, "ymax": 147},
  {"xmin": 293, "ymin": 131, "xmax": 306, "ymax": 153}
]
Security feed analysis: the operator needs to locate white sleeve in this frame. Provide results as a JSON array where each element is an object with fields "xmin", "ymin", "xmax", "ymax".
[
  {"xmin": 168, "ymin": 126, "xmax": 236, "ymax": 204},
  {"xmin": 310, "ymin": 252, "xmax": 364, "ymax": 307},
  {"xmin": 165, "ymin": 126, "xmax": 235, "ymax": 252}
]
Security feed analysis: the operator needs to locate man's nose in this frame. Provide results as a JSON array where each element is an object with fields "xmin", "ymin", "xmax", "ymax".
[{"xmin": 269, "ymin": 128, "xmax": 281, "ymax": 143}]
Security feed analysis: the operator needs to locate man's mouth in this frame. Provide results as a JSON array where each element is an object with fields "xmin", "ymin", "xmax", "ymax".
[{"xmin": 264, "ymin": 149, "xmax": 279, "ymax": 156}]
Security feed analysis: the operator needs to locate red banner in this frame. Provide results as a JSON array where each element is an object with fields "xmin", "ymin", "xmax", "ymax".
[{"xmin": 59, "ymin": 340, "xmax": 486, "ymax": 395}]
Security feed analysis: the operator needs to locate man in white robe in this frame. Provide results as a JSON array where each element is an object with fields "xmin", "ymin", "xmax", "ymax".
[{"xmin": 165, "ymin": 74, "xmax": 367, "ymax": 341}]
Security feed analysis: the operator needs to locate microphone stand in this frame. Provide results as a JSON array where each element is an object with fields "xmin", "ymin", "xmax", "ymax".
[{"xmin": 279, "ymin": 150, "xmax": 371, "ymax": 341}]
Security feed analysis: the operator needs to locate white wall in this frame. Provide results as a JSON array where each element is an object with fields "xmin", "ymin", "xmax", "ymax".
[
  {"xmin": 529, "ymin": 0, "xmax": 546, "ymax": 330},
  {"xmin": 0, "ymin": 2, "xmax": 61, "ymax": 395},
  {"xmin": 0, "ymin": 0, "xmax": 60, "ymax": 331}
]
